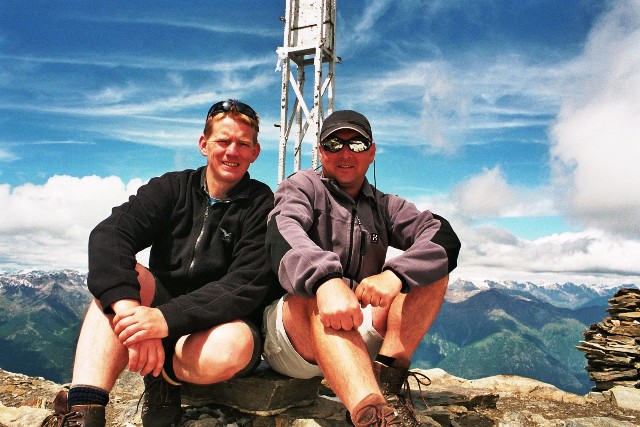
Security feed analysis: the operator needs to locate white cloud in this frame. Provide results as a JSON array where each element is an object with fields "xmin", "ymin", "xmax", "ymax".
[
  {"xmin": 356, "ymin": 0, "xmax": 393, "ymax": 33},
  {"xmin": 0, "ymin": 148, "xmax": 19, "ymax": 162},
  {"xmin": 0, "ymin": 53, "xmax": 273, "ymax": 73},
  {"xmin": 551, "ymin": 0, "xmax": 640, "ymax": 239},
  {"xmin": 453, "ymin": 167, "xmax": 516, "ymax": 218},
  {"xmin": 453, "ymin": 225, "xmax": 640, "ymax": 286},
  {"xmin": 0, "ymin": 176, "xmax": 144, "ymax": 272},
  {"xmin": 70, "ymin": 15, "xmax": 281, "ymax": 38},
  {"xmin": 406, "ymin": 190, "xmax": 640, "ymax": 286},
  {"xmin": 452, "ymin": 167, "xmax": 555, "ymax": 218},
  {"xmin": 340, "ymin": 56, "xmax": 561, "ymax": 153}
]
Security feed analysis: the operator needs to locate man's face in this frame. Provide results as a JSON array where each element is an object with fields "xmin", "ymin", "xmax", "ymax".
[
  {"xmin": 319, "ymin": 128, "xmax": 375, "ymax": 197},
  {"xmin": 199, "ymin": 115, "xmax": 260, "ymax": 188}
]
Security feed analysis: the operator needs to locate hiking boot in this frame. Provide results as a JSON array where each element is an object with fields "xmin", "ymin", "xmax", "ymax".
[
  {"xmin": 373, "ymin": 361, "xmax": 431, "ymax": 427},
  {"xmin": 139, "ymin": 374, "xmax": 182, "ymax": 427},
  {"xmin": 41, "ymin": 389, "xmax": 105, "ymax": 427},
  {"xmin": 351, "ymin": 394, "xmax": 403, "ymax": 427}
]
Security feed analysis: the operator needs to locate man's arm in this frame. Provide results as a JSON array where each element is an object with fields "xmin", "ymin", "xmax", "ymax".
[
  {"xmin": 265, "ymin": 173, "xmax": 344, "ymax": 296},
  {"xmin": 88, "ymin": 175, "xmax": 175, "ymax": 312},
  {"xmin": 382, "ymin": 195, "xmax": 461, "ymax": 291}
]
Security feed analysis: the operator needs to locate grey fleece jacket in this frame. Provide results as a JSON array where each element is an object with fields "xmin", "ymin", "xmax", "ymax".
[{"xmin": 266, "ymin": 169, "xmax": 461, "ymax": 296}]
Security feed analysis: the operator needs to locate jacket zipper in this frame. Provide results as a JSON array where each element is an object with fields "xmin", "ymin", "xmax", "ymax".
[
  {"xmin": 354, "ymin": 231, "xmax": 366, "ymax": 279},
  {"xmin": 188, "ymin": 203, "xmax": 210, "ymax": 286},
  {"xmin": 344, "ymin": 207, "xmax": 357, "ymax": 275}
]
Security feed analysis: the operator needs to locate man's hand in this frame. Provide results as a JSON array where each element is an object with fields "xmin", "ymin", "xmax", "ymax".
[
  {"xmin": 126, "ymin": 339, "xmax": 165, "ymax": 377},
  {"xmin": 315, "ymin": 278, "xmax": 363, "ymax": 331},
  {"xmin": 355, "ymin": 270, "xmax": 402, "ymax": 308},
  {"xmin": 113, "ymin": 306, "xmax": 169, "ymax": 346},
  {"xmin": 109, "ymin": 300, "xmax": 169, "ymax": 377}
]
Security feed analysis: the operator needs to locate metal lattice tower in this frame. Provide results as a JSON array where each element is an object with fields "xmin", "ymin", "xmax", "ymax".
[{"xmin": 276, "ymin": 0, "xmax": 338, "ymax": 184}]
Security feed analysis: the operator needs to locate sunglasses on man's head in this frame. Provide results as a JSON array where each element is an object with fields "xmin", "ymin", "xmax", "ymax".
[
  {"xmin": 320, "ymin": 136, "xmax": 372, "ymax": 153},
  {"xmin": 207, "ymin": 99, "xmax": 259, "ymax": 123}
]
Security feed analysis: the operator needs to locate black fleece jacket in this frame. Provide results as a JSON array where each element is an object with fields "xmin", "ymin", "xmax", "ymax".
[{"xmin": 87, "ymin": 167, "xmax": 280, "ymax": 341}]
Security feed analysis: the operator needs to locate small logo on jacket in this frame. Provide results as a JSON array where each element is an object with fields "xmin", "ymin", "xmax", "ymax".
[
  {"xmin": 220, "ymin": 228, "xmax": 232, "ymax": 243},
  {"xmin": 370, "ymin": 233, "xmax": 379, "ymax": 243}
]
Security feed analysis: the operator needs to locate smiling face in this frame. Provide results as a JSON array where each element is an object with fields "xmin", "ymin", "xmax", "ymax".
[
  {"xmin": 199, "ymin": 114, "xmax": 260, "ymax": 198},
  {"xmin": 318, "ymin": 128, "xmax": 376, "ymax": 199}
]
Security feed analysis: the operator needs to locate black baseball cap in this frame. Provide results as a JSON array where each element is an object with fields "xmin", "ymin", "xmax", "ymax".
[{"xmin": 320, "ymin": 110, "xmax": 372, "ymax": 142}]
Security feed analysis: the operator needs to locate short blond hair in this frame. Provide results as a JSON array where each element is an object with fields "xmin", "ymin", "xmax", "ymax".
[{"xmin": 203, "ymin": 111, "xmax": 259, "ymax": 143}]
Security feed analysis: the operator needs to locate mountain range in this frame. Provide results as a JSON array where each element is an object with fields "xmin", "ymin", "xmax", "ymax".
[
  {"xmin": 414, "ymin": 278, "xmax": 638, "ymax": 394},
  {"xmin": 0, "ymin": 271, "xmax": 637, "ymax": 393},
  {"xmin": 0, "ymin": 270, "xmax": 91, "ymax": 383}
]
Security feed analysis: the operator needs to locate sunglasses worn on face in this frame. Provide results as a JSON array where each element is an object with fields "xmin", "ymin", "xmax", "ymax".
[
  {"xmin": 320, "ymin": 136, "xmax": 372, "ymax": 153},
  {"xmin": 207, "ymin": 99, "xmax": 259, "ymax": 123}
]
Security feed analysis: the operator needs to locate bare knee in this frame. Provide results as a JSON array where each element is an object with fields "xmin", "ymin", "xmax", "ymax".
[
  {"xmin": 281, "ymin": 295, "xmax": 318, "ymax": 363},
  {"xmin": 174, "ymin": 321, "xmax": 255, "ymax": 384}
]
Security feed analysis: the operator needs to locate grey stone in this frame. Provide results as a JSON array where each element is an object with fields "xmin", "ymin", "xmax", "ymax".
[
  {"xmin": 609, "ymin": 386, "xmax": 640, "ymax": 411},
  {"xmin": 563, "ymin": 417, "xmax": 638, "ymax": 427},
  {"xmin": 182, "ymin": 363, "xmax": 322, "ymax": 416}
]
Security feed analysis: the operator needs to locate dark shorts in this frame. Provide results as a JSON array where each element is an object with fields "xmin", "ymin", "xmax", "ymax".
[{"xmin": 151, "ymin": 274, "xmax": 262, "ymax": 378}]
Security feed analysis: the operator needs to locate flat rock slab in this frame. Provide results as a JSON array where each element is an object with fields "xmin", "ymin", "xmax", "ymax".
[
  {"xmin": 182, "ymin": 364, "xmax": 322, "ymax": 416},
  {"xmin": 421, "ymin": 384, "xmax": 499, "ymax": 410},
  {"xmin": 609, "ymin": 386, "xmax": 640, "ymax": 412}
]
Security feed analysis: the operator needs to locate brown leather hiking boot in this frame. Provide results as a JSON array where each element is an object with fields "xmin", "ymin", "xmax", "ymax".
[
  {"xmin": 351, "ymin": 393, "xmax": 403, "ymax": 427},
  {"xmin": 373, "ymin": 361, "xmax": 431, "ymax": 427},
  {"xmin": 41, "ymin": 390, "xmax": 105, "ymax": 427},
  {"xmin": 139, "ymin": 374, "xmax": 182, "ymax": 427}
]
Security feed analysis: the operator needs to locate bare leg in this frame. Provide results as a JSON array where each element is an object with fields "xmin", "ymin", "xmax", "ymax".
[
  {"xmin": 71, "ymin": 264, "xmax": 156, "ymax": 390},
  {"xmin": 374, "ymin": 276, "xmax": 448, "ymax": 367},
  {"xmin": 173, "ymin": 320, "xmax": 255, "ymax": 384},
  {"xmin": 70, "ymin": 300, "xmax": 128, "ymax": 391},
  {"xmin": 283, "ymin": 295, "xmax": 383, "ymax": 412}
]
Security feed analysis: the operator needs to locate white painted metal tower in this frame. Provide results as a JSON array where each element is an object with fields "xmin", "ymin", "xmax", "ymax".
[{"xmin": 276, "ymin": 0, "xmax": 338, "ymax": 183}]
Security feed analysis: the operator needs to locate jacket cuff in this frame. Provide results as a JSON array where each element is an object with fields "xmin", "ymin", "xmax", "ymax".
[
  {"xmin": 98, "ymin": 288, "xmax": 141, "ymax": 314},
  {"xmin": 157, "ymin": 301, "xmax": 189, "ymax": 341},
  {"xmin": 311, "ymin": 272, "xmax": 344, "ymax": 295},
  {"xmin": 382, "ymin": 267, "xmax": 410, "ymax": 294}
]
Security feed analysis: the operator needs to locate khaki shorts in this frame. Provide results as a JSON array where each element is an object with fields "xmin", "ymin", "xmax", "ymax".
[{"xmin": 262, "ymin": 296, "xmax": 383, "ymax": 379}]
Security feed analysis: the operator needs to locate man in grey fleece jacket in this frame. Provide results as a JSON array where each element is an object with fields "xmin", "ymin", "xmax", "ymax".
[{"xmin": 263, "ymin": 110, "xmax": 461, "ymax": 427}]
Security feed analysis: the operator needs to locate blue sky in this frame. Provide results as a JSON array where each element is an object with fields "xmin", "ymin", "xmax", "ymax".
[{"xmin": 1, "ymin": 1, "xmax": 639, "ymax": 286}]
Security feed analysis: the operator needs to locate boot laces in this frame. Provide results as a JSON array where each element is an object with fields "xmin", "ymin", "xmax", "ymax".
[
  {"xmin": 384, "ymin": 370, "xmax": 431, "ymax": 427},
  {"xmin": 40, "ymin": 410, "xmax": 83, "ymax": 427},
  {"xmin": 355, "ymin": 403, "xmax": 403, "ymax": 427},
  {"xmin": 136, "ymin": 375, "xmax": 179, "ymax": 414}
]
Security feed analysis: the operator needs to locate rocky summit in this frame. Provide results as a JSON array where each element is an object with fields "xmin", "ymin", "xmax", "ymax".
[
  {"xmin": 577, "ymin": 288, "xmax": 640, "ymax": 392},
  {"xmin": 1, "ymin": 366, "xmax": 639, "ymax": 427}
]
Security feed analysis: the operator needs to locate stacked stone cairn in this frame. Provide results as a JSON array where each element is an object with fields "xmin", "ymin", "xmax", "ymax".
[{"xmin": 577, "ymin": 288, "xmax": 640, "ymax": 391}]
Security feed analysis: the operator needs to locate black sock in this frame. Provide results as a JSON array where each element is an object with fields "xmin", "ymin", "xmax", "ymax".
[
  {"xmin": 67, "ymin": 385, "xmax": 109, "ymax": 407},
  {"xmin": 375, "ymin": 354, "xmax": 396, "ymax": 367}
]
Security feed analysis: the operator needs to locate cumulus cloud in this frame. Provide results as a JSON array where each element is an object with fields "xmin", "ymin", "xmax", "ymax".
[
  {"xmin": 0, "ymin": 175, "xmax": 144, "ymax": 272},
  {"xmin": 406, "ymin": 192, "xmax": 640, "ymax": 286},
  {"xmin": 452, "ymin": 167, "xmax": 555, "ymax": 218},
  {"xmin": 453, "ymin": 167, "xmax": 517, "ymax": 218},
  {"xmin": 551, "ymin": 0, "xmax": 640, "ymax": 238},
  {"xmin": 453, "ymin": 224, "xmax": 640, "ymax": 285},
  {"xmin": 416, "ymin": 210, "xmax": 640, "ymax": 285}
]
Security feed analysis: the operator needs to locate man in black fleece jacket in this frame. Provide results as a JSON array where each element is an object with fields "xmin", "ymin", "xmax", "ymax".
[{"xmin": 42, "ymin": 100, "xmax": 280, "ymax": 427}]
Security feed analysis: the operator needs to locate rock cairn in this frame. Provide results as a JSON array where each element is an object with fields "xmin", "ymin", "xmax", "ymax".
[{"xmin": 577, "ymin": 288, "xmax": 640, "ymax": 391}]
